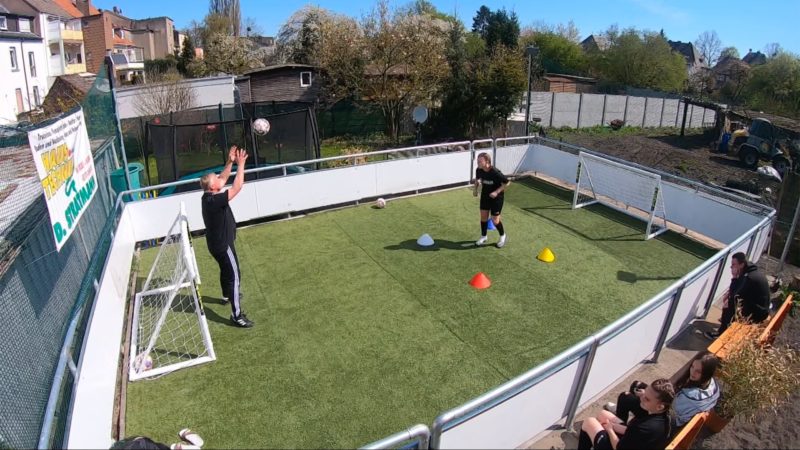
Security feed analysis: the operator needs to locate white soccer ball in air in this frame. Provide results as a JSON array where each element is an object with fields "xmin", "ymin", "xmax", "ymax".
[
  {"xmin": 134, "ymin": 353, "xmax": 153, "ymax": 372},
  {"xmin": 252, "ymin": 118, "xmax": 270, "ymax": 136},
  {"xmin": 375, "ymin": 198, "xmax": 386, "ymax": 209}
]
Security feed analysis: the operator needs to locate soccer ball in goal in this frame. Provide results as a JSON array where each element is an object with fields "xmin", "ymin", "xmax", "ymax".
[
  {"xmin": 572, "ymin": 151, "xmax": 668, "ymax": 240},
  {"xmin": 129, "ymin": 202, "xmax": 216, "ymax": 381}
]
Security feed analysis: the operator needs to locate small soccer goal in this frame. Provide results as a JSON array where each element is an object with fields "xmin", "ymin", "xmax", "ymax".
[
  {"xmin": 572, "ymin": 151, "xmax": 668, "ymax": 240},
  {"xmin": 129, "ymin": 202, "xmax": 216, "ymax": 381}
]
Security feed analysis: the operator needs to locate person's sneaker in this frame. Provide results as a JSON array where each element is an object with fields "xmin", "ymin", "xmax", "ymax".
[
  {"xmin": 476, "ymin": 236, "xmax": 488, "ymax": 246},
  {"xmin": 221, "ymin": 297, "xmax": 229, "ymax": 305},
  {"xmin": 603, "ymin": 402, "xmax": 617, "ymax": 414},
  {"xmin": 497, "ymin": 234, "xmax": 507, "ymax": 248},
  {"xmin": 703, "ymin": 330, "xmax": 720, "ymax": 340},
  {"xmin": 231, "ymin": 313, "xmax": 254, "ymax": 328}
]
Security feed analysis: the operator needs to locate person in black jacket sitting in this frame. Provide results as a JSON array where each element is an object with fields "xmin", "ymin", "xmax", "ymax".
[
  {"xmin": 578, "ymin": 378, "xmax": 675, "ymax": 450},
  {"xmin": 705, "ymin": 252, "xmax": 770, "ymax": 339}
]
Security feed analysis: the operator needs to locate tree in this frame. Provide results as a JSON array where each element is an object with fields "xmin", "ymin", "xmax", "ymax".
[
  {"xmin": 310, "ymin": 12, "xmax": 365, "ymax": 107},
  {"xmin": 742, "ymin": 51, "xmax": 800, "ymax": 117},
  {"xmin": 134, "ymin": 70, "xmax": 196, "ymax": 116},
  {"xmin": 274, "ymin": 6, "xmax": 329, "ymax": 64},
  {"xmin": 590, "ymin": 28, "xmax": 686, "ymax": 92},
  {"xmin": 177, "ymin": 36, "xmax": 195, "ymax": 76},
  {"xmin": 720, "ymin": 46, "xmax": 740, "ymax": 61},
  {"xmin": 361, "ymin": 1, "xmax": 448, "ymax": 141},
  {"xmin": 694, "ymin": 30, "xmax": 721, "ymax": 66},
  {"xmin": 190, "ymin": 34, "xmax": 268, "ymax": 75},
  {"xmin": 471, "ymin": 6, "xmax": 519, "ymax": 50},
  {"xmin": 241, "ymin": 16, "xmax": 263, "ymax": 37},
  {"xmin": 520, "ymin": 32, "xmax": 587, "ymax": 75},
  {"xmin": 764, "ymin": 43, "xmax": 782, "ymax": 58},
  {"xmin": 209, "ymin": 0, "xmax": 240, "ymax": 36},
  {"xmin": 476, "ymin": 45, "xmax": 526, "ymax": 135},
  {"xmin": 472, "ymin": 6, "xmax": 492, "ymax": 38},
  {"xmin": 524, "ymin": 20, "xmax": 581, "ymax": 43}
]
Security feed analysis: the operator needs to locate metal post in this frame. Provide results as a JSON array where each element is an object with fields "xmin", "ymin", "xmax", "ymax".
[
  {"xmin": 680, "ymin": 99, "xmax": 689, "ymax": 137},
  {"xmin": 659, "ymin": 97, "xmax": 666, "ymax": 127},
  {"xmin": 601, "ymin": 94, "xmax": 607, "ymax": 126},
  {"xmin": 651, "ymin": 285, "xmax": 684, "ymax": 363},
  {"xmin": 703, "ymin": 252, "xmax": 730, "ymax": 317},
  {"xmin": 642, "ymin": 97, "xmax": 648, "ymax": 128},
  {"xmin": 525, "ymin": 52, "xmax": 533, "ymax": 136},
  {"xmin": 491, "ymin": 138, "xmax": 497, "ymax": 168},
  {"xmin": 105, "ymin": 58, "xmax": 132, "ymax": 192},
  {"xmin": 623, "ymin": 95, "xmax": 629, "ymax": 125},
  {"xmin": 549, "ymin": 92, "xmax": 555, "ymax": 128},
  {"xmin": 779, "ymin": 190, "xmax": 800, "ymax": 272},
  {"xmin": 564, "ymin": 338, "xmax": 599, "ymax": 431},
  {"xmin": 577, "ymin": 93, "xmax": 583, "ymax": 129}
]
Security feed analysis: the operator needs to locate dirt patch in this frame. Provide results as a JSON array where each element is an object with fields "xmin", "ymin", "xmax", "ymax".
[{"xmin": 554, "ymin": 130, "xmax": 782, "ymax": 206}]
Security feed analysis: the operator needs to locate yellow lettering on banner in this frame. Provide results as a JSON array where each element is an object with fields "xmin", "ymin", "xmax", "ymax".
[
  {"xmin": 40, "ymin": 153, "xmax": 74, "ymax": 200},
  {"xmin": 42, "ymin": 143, "xmax": 70, "ymax": 173}
]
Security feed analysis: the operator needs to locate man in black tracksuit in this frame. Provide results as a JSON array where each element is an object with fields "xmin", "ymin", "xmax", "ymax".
[
  {"xmin": 200, "ymin": 146, "xmax": 253, "ymax": 328},
  {"xmin": 706, "ymin": 252, "xmax": 769, "ymax": 339}
]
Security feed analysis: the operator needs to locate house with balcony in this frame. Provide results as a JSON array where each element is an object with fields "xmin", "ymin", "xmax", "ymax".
[
  {"xmin": 0, "ymin": 0, "xmax": 50, "ymax": 124},
  {"xmin": 21, "ymin": 0, "xmax": 88, "ymax": 87},
  {"xmin": 81, "ymin": 4, "xmax": 144, "ymax": 83}
]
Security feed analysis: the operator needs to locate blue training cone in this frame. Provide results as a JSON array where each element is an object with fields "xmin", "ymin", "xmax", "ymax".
[
  {"xmin": 487, "ymin": 220, "xmax": 496, "ymax": 231},
  {"xmin": 417, "ymin": 233, "xmax": 435, "ymax": 247}
]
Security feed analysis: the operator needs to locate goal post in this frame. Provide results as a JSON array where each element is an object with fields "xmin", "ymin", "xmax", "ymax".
[
  {"xmin": 129, "ymin": 202, "xmax": 216, "ymax": 381},
  {"xmin": 572, "ymin": 152, "xmax": 668, "ymax": 240}
]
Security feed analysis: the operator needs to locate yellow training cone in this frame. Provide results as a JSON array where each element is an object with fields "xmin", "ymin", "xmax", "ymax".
[{"xmin": 537, "ymin": 247, "xmax": 555, "ymax": 263}]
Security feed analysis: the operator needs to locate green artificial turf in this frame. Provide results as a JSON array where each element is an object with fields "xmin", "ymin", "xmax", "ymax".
[{"xmin": 125, "ymin": 177, "xmax": 715, "ymax": 448}]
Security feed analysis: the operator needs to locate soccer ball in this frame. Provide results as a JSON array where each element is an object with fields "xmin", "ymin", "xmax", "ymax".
[
  {"xmin": 134, "ymin": 353, "xmax": 153, "ymax": 372},
  {"xmin": 252, "ymin": 118, "xmax": 270, "ymax": 136},
  {"xmin": 375, "ymin": 198, "xmax": 386, "ymax": 209}
]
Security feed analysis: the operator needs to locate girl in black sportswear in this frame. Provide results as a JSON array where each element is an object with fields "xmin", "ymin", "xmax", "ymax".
[
  {"xmin": 473, "ymin": 152, "xmax": 510, "ymax": 248},
  {"xmin": 578, "ymin": 378, "xmax": 675, "ymax": 450}
]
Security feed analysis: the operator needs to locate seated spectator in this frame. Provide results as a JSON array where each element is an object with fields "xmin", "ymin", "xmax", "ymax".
[
  {"xmin": 605, "ymin": 352, "xmax": 720, "ymax": 429},
  {"xmin": 578, "ymin": 379, "xmax": 674, "ymax": 450},
  {"xmin": 705, "ymin": 252, "xmax": 770, "ymax": 340}
]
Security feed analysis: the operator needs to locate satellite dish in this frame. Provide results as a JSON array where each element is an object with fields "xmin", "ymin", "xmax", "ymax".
[{"xmin": 412, "ymin": 105, "xmax": 428, "ymax": 124}]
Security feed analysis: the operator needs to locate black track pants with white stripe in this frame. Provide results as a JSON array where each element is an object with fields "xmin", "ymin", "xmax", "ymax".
[{"xmin": 211, "ymin": 244, "xmax": 242, "ymax": 317}]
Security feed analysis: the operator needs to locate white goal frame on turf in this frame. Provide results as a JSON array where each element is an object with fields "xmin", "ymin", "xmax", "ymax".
[
  {"xmin": 572, "ymin": 151, "xmax": 668, "ymax": 240},
  {"xmin": 128, "ymin": 202, "xmax": 215, "ymax": 381}
]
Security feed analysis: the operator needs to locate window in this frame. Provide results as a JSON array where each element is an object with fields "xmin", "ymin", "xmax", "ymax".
[
  {"xmin": 19, "ymin": 18, "xmax": 31, "ymax": 32},
  {"xmin": 10, "ymin": 48, "xmax": 18, "ymax": 71},
  {"xmin": 28, "ymin": 52, "xmax": 36, "ymax": 77},
  {"xmin": 300, "ymin": 71, "xmax": 312, "ymax": 87},
  {"xmin": 33, "ymin": 87, "xmax": 40, "ymax": 107},
  {"xmin": 0, "ymin": 16, "xmax": 7, "ymax": 30}
]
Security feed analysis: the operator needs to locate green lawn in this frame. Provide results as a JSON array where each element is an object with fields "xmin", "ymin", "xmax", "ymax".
[{"xmin": 125, "ymin": 178, "xmax": 715, "ymax": 448}]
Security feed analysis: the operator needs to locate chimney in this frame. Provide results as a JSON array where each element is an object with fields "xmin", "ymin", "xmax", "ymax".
[{"xmin": 76, "ymin": 0, "xmax": 93, "ymax": 16}]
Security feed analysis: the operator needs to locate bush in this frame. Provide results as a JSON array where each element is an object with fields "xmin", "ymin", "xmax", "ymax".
[{"xmin": 715, "ymin": 336, "xmax": 800, "ymax": 421}]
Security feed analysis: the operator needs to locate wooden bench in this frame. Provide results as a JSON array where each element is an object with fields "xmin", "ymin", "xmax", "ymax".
[
  {"xmin": 758, "ymin": 295, "xmax": 794, "ymax": 346},
  {"xmin": 665, "ymin": 411, "xmax": 708, "ymax": 450}
]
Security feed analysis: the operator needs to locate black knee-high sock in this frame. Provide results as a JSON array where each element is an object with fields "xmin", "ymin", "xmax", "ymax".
[
  {"xmin": 496, "ymin": 221, "xmax": 505, "ymax": 236},
  {"xmin": 577, "ymin": 430, "xmax": 593, "ymax": 450},
  {"xmin": 480, "ymin": 221, "xmax": 488, "ymax": 236}
]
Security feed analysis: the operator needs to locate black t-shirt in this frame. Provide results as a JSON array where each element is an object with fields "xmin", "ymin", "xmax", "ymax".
[
  {"xmin": 201, "ymin": 191, "xmax": 236, "ymax": 254},
  {"xmin": 475, "ymin": 167, "xmax": 509, "ymax": 199},
  {"xmin": 618, "ymin": 412, "xmax": 670, "ymax": 450}
]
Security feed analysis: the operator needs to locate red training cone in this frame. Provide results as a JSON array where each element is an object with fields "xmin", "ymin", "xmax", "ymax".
[{"xmin": 469, "ymin": 272, "xmax": 492, "ymax": 289}]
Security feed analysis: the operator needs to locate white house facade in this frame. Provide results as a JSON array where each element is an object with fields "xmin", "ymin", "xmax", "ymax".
[{"xmin": 0, "ymin": 4, "xmax": 49, "ymax": 124}]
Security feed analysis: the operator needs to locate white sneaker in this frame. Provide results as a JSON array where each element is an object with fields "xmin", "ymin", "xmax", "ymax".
[
  {"xmin": 476, "ymin": 236, "xmax": 488, "ymax": 246},
  {"xmin": 497, "ymin": 234, "xmax": 507, "ymax": 248}
]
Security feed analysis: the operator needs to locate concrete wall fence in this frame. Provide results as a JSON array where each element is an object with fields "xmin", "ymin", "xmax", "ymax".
[
  {"xmin": 68, "ymin": 136, "xmax": 772, "ymax": 449},
  {"xmin": 522, "ymin": 92, "xmax": 717, "ymax": 129}
]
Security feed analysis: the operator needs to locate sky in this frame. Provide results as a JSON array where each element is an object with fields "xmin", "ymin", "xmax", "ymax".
[{"xmin": 93, "ymin": 0, "xmax": 800, "ymax": 58}]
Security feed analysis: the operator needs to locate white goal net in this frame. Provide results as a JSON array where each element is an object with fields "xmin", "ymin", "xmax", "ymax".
[
  {"xmin": 572, "ymin": 152, "xmax": 668, "ymax": 240},
  {"xmin": 129, "ymin": 203, "xmax": 215, "ymax": 381}
]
